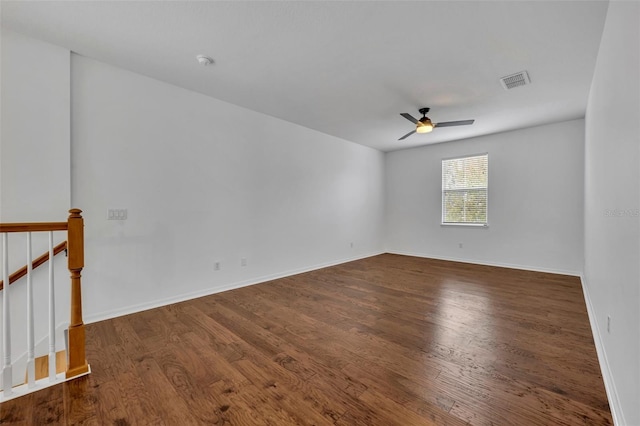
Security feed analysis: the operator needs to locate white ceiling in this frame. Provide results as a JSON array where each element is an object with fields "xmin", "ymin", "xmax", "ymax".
[{"xmin": 1, "ymin": 1, "xmax": 608, "ymax": 152}]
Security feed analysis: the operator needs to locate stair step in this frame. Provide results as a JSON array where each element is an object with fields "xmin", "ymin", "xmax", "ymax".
[
  {"xmin": 26, "ymin": 351, "xmax": 67, "ymax": 383},
  {"xmin": 1, "ymin": 350, "xmax": 88, "ymax": 402}
]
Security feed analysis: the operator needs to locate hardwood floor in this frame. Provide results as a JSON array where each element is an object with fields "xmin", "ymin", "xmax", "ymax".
[{"xmin": 0, "ymin": 254, "xmax": 612, "ymax": 425}]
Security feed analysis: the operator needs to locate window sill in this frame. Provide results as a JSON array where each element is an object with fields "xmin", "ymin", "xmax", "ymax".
[{"xmin": 441, "ymin": 223, "xmax": 489, "ymax": 228}]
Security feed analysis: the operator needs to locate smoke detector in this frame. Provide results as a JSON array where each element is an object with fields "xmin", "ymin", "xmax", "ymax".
[
  {"xmin": 500, "ymin": 71, "xmax": 530, "ymax": 90},
  {"xmin": 196, "ymin": 55, "xmax": 214, "ymax": 66}
]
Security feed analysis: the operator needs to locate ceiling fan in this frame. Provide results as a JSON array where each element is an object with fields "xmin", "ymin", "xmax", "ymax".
[{"xmin": 398, "ymin": 107, "xmax": 474, "ymax": 140}]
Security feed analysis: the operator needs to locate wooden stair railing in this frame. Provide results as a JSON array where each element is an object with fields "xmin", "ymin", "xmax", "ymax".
[
  {"xmin": 0, "ymin": 241, "xmax": 67, "ymax": 291},
  {"xmin": 65, "ymin": 209, "xmax": 89, "ymax": 379},
  {"xmin": 0, "ymin": 209, "xmax": 89, "ymax": 399}
]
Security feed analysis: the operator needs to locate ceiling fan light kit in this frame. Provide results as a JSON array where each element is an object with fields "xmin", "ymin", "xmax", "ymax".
[
  {"xmin": 416, "ymin": 120, "xmax": 433, "ymax": 133},
  {"xmin": 398, "ymin": 107, "xmax": 474, "ymax": 140}
]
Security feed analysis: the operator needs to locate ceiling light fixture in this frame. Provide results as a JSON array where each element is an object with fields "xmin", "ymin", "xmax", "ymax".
[
  {"xmin": 196, "ymin": 55, "xmax": 214, "ymax": 66},
  {"xmin": 416, "ymin": 118, "xmax": 434, "ymax": 133}
]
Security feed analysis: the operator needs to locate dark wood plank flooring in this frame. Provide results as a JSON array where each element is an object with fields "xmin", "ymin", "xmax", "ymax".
[{"xmin": 0, "ymin": 254, "xmax": 612, "ymax": 425}]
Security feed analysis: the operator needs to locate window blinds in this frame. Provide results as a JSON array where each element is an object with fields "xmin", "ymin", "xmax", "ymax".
[{"xmin": 442, "ymin": 154, "xmax": 488, "ymax": 224}]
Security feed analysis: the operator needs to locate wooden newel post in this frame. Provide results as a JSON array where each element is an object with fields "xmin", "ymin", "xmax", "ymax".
[{"xmin": 66, "ymin": 208, "xmax": 89, "ymax": 378}]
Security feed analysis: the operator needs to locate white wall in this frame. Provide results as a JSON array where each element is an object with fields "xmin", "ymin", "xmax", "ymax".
[
  {"xmin": 70, "ymin": 54, "xmax": 385, "ymax": 322},
  {"xmin": 584, "ymin": 1, "xmax": 640, "ymax": 424},
  {"xmin": 0, "ymin": 29, "xmax": 70, "ymax": 222},
  {"xmin": 0, "ymin": 29, "xmax": 72, "ymax": 384},
  {"xmin": 385, "ymin": 119, "xmax": 585, "ymax": 275}
]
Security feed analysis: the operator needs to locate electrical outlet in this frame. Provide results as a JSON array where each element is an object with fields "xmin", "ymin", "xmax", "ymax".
[
  {"xmin": 241, "ymin": 257, "xmax": 247, "ymax": 267},
  {"xmin": 607, "ymin": 315, "xmax": 611, "ymax": 333},
  {"xmin": 214, "ymin": 261, "xmax": 220, "ymax": 271}
]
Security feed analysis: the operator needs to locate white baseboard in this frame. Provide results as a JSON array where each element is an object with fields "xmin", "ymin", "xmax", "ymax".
[
  {"xmin": 85, "ymin": 251, "xmax": 385, "ymax": 324},
  {"xmin": 385, "ymin": 250, "xmax": 582, "ymax": 276},
  {"xmin": 580, "ymin": 274, "xmax": 624, "ymax": 426}
]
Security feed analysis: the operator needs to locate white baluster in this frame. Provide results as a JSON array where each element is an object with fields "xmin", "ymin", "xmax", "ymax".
[
  {"xmin": 26, "ymin": 233, "xmax": 35, "ymax": 388},
  {"xmin": 2, "ymin": 233, "xmax": 12, "ymax": 397},
  {"xmin": 48, "ymin": 232, "xmax": 56, "ymax": 382}
]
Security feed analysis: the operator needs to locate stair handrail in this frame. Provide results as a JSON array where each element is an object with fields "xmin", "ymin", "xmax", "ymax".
[
  {"xmin": 0, "ymin": 208, "xmax": 88, "ymax": 381},
  {"xmin": 0, "ymin": 241, "xmax": 67, "ymax": 291}
]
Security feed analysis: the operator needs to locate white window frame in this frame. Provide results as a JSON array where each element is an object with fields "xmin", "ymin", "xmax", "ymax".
[{"xmin": 441, "ymin": 153, "xmax": 489, "ymax": 227}]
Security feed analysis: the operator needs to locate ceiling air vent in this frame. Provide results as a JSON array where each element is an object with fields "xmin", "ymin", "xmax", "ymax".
[{"xmin": 500, "ymin": 71, "xmax": 530, "ymax": 90}]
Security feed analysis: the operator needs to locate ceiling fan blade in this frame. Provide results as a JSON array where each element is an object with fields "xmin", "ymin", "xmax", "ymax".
[
  {"xmin": 400, "ymin": 113, "xmax": 419, "ymax": 124},
  {"xmin": 398, "ymin": 129, "xmax": 416, "ymax": 140},
  {"xmin": 434, "ymin": 119, "xmax": 475, "ymax": 128}
]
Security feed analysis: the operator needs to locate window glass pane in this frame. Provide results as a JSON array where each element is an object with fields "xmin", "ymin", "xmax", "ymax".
[{"xmin": 442, "ymin": 154, "xmax": 488, "ymax": 224}]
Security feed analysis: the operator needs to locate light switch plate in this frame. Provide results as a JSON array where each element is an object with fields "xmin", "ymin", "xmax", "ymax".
[{"xmin": 108, "ymin": 209, "xmax": 128, "ymax": 220}]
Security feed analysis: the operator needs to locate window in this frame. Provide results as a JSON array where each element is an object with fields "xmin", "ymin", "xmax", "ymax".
[{"xmin": 442, "ymin": 153, "xmax": 488, "ymax": 225}]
